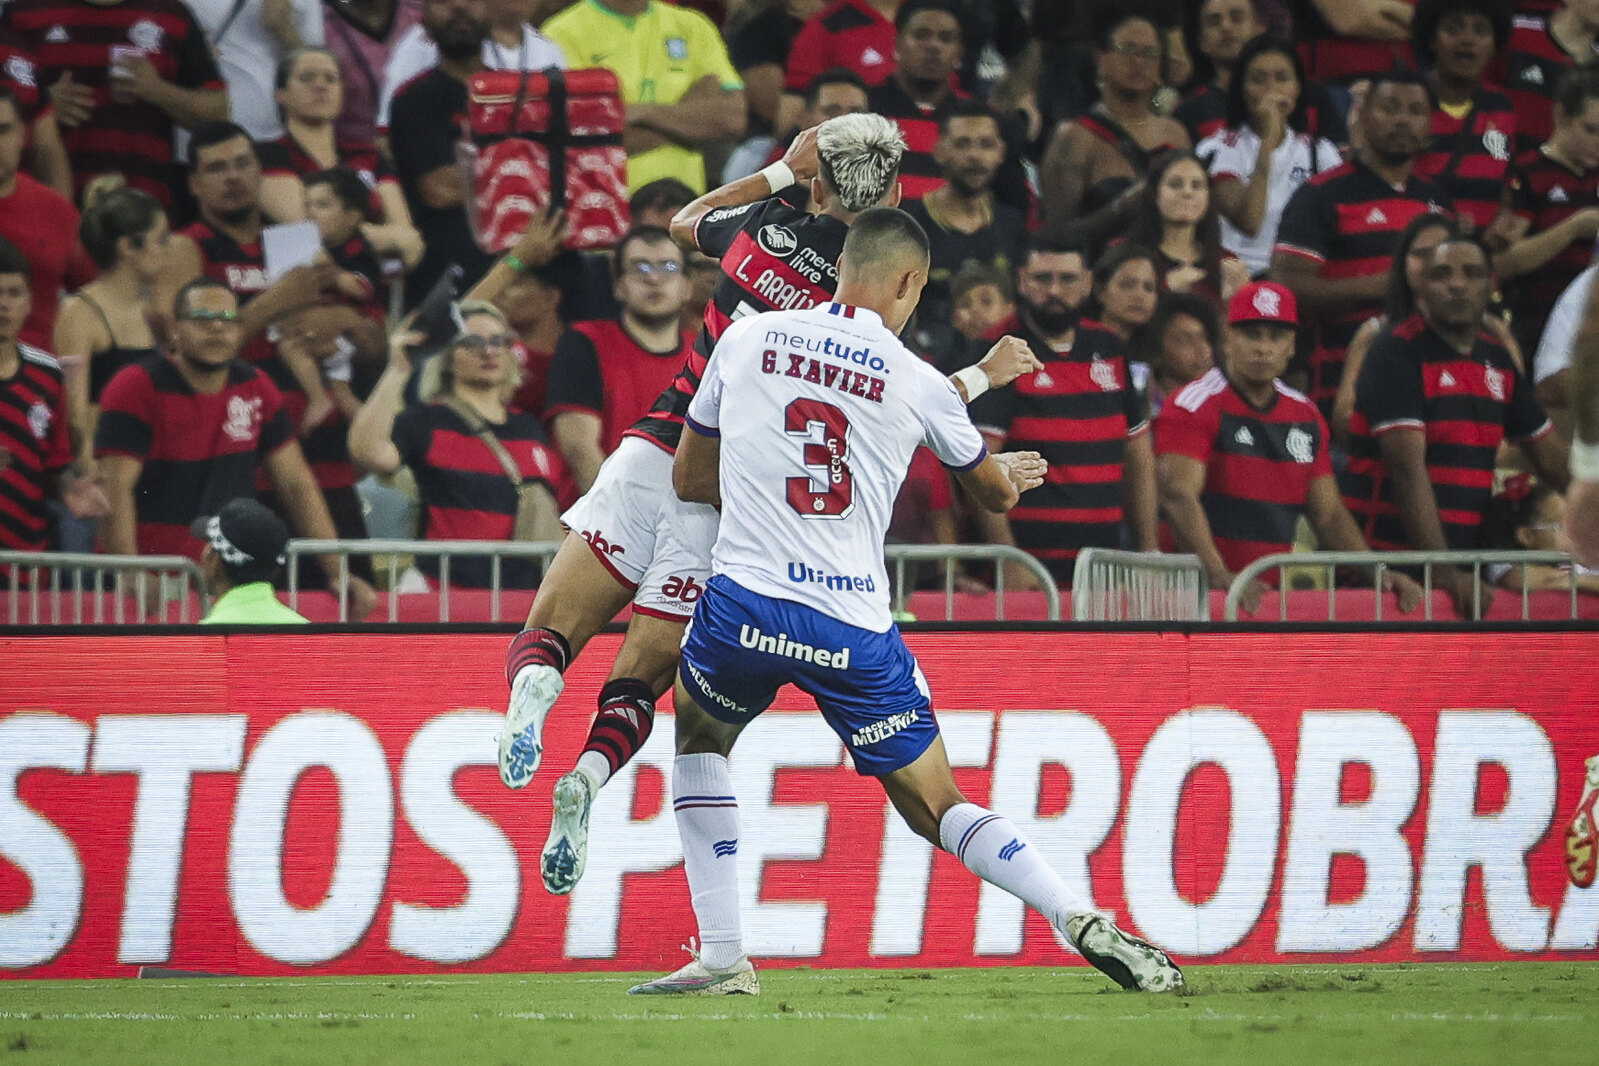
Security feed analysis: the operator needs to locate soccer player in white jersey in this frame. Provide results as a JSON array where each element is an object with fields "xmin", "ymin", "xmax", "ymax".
[
  {"xmin": 497, "ymin": 113, "xmax": 1042, "ymax": 898},
  {"xmin": 629, "ymin": 208, "xmax": 1185, "ymax": 996}
]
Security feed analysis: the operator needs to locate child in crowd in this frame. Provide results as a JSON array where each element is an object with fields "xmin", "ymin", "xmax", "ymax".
[
  {"xmin": 279, "ymin": 167, "xmax": 386, "ymax": 432},
  {"xmin": 949, "ymin": 262, "xmax": 1015, "ymax": 343},
  {"xmin": 1482, "ymin": 474, "xmax": 1599, "ymax": 593}
]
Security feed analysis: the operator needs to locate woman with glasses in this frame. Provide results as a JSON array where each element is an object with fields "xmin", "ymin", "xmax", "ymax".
[
  {"xmin": 258, "ymin": 47, "xmax": 423, "ymax": 269},
  {"xmin": 1039, "ymin": 12, "xmax": 1191, "ymax": 248},
  {"xmin": 348, "ymin": 300, "xmax": 567, "ymax": 590}
]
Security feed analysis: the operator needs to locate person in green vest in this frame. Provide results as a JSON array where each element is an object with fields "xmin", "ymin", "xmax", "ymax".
[{"xmin": 193, "ymin": 498, "xmax": 309, "ymax": 625}]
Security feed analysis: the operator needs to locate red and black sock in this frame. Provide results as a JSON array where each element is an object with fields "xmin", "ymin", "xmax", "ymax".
[
  {"xmin": 582, "ymin": 678, "xmax": 657, "ymax": 776},
  {"xmin": 505, "ymin": 627, "xmax": 572, "ymax": 685}
]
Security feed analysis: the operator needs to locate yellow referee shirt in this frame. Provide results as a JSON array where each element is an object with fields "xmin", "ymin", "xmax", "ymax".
[{"xmin": 543, "ymin": 0, "xmax": 743, "ymax": 193}]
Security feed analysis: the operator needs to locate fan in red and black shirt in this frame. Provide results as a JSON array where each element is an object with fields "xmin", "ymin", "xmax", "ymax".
[
  {"xmin": 1498, "ymin": 61, "xmax": 1599, "ymax": 354},
  {"xmin": 0, "ymin": 239, "xmax": 104, "ymax": 556},
  {"xmin": 0, "ymin": 30, "xmax": 71, "ymax": 196},
  {"xmin": 0, "ymin": 0, "xmax": 226, "ymax": 206},
  {"xmin": 1271, "ymin": 70, "xmax": 1454, "ymax": 417},
  {"xmin": 95, "ymin": 279, "xmax": 372, "ymax": 614},
  {"xmin": 1410, "ymin": 0, "xmax": 1517, "ymax": 235},
  {"xmin": 1284, "ymin": 0, "xmax": 1416, "ymax": 86},
  {"xmin": 783, "ymin": 0, "xmax": 897, "ymax": 109},
  {"xmin": 544, "ymin": 228, "xmax": 695, "ymax": 494},
  {"xmin": 1340, "ymin": 235, "xmax": 1568, "ymax": 615},
  {"xmin": 970, "ymin": 236, "xmax": 1158, "ymax": 584},
  {"xmin": 1492, "ymin": 5, "xmax": 1599, "ymax": 155},
  {"xmin": 1155, "ymin": 280, "xmax": 1421, "ymax": 612}
]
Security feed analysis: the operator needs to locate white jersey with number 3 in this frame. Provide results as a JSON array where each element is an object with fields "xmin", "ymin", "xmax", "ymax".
[{"xmin": 686, "ymin": 302, "xmax": 988, "ymax": 632}]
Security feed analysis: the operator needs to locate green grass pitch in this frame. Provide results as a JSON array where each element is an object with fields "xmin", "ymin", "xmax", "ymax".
[{"xmin": 1, "ymin": 963, "xmax": 1592, "ymax": 1065}]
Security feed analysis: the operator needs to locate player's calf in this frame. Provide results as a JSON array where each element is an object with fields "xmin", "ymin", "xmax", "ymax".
[{"xmin": 499, "ymin": 627, "xmax": 572, "ymax": 789}]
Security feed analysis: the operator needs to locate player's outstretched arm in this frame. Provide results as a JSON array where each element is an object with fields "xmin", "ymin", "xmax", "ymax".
[
  {"xmin": 956, "ymin": 451, "xmax": 1046, "ymax": 514},
  {"xmin": 962, "ymin": 336, "xmax": 1043, "ymax": 399},
  {"xmin": 673, "ymin": 424, "xmax": 723, "ymax": 507},
  {"xmin": 668, "ymin": 126, "xmax": 822, "ymax": 250}
]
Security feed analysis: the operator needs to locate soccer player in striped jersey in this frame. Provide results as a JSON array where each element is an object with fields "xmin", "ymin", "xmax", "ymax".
[
  {"xmin": 498, "ymin": 113, "xmax": 1041, "ymax": 897},
  {"xmin": 628, "ymin": 208, "xmax": 1181, "ymax": 996},
  {"xmin": 1154, "ymin": 281, "xmax": 1422, "ymax": 615}
]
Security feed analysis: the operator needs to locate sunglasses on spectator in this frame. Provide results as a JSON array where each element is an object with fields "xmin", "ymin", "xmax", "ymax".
[
  {"xmin": 1110, "ymin": 41, "xmax": 1162, "ymax": 62},
  {"xmin": 452, "ymin": 333, "xmax": 517, "ymax": 352},
  {"xmin": 624, "ymin": 259, "xmax": 684, "ymax": 277},
  {"xmin": 180, "ymin": 309, "xmax": 239, "ymax": 322}
]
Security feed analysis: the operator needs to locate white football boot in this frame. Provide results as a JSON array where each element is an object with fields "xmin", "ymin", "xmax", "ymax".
[
  {"xmin": 627, "ymin": 940, "xmax": 760, "ymax": 996},
  {"xmin": 542, "ymin": 768, "xmax": 596, "ymax": 895},
  {"xmin": 1065, "ymin": 913, "xmax": 1184, "ymax": 992},
  {"xmin": 498, "ymin": 664, "xmax": 563, "ymax": 789}
]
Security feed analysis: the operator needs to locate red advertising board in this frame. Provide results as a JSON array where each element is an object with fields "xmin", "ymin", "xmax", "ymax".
[{"xmin": 2, "ymin": 631, "xmax": 1597, "ymax": 978}]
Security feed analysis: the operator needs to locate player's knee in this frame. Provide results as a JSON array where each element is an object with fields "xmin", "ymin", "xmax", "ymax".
[{"xmin": 672, "ymin": 687, "xmax": 738, "ymax": 756}]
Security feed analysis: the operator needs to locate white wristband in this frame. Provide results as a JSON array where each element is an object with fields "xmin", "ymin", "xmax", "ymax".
[
  {"xmin": 953, "ymin": 364, "xmax": 990, "ymax": 402},
  {"xmin": 758, "ymin": 160, "xmax": 796, "ymax": 193},
  {"xmin": 1573, "ymin": 438, "xmax": 1599, "ymax": 482}
]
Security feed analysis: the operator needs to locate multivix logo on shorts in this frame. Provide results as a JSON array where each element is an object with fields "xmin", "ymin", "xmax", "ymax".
[{"xmin": 739, "ymin": 624, "xmax": 852, "ymax": 669}]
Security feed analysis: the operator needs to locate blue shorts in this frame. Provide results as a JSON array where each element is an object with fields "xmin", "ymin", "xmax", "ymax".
[{"xmin": 678, "ymin": 576, "xmax": 938, "ymax": 776}]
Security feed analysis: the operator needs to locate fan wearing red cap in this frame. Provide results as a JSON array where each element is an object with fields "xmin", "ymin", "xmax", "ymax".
[{"xmin": 1154, "ymin": 280, "xmax": 1423, "ymax": 614}]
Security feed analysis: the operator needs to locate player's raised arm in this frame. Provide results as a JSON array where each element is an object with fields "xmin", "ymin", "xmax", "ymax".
[
  {"xmin": 950, "ymin": 335, "xmax": 1043, "ymax": 403},
  {"xmin": 956, "ymin": 450, "xmax": 1047, "ymax": 513},
  {"xmin": 668, "ymin": 126, "xmax": 822, "ymax": 250}
]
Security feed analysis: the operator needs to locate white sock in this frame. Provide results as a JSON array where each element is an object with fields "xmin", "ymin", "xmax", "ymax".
[
  {"xmin": 938, "ymin": 802, "xmax": 1092, "ymax": 931},
  {"xmin": 673, "ymin": 753, "xmax": 743, "ymax": 970},
  {"xmin": 575, "ymin": 750, "xmax": 611, "ymax": 790}
]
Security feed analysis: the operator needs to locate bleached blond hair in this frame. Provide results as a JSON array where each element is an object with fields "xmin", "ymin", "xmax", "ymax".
[{"xmin": 816, "ymin": 113, "xmax": 905, "ymax": 213}]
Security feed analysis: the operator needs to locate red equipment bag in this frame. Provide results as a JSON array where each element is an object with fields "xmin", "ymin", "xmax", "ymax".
[{"xmin": 465, "ymin": 67, "xmax": 630, "ymax": 252}]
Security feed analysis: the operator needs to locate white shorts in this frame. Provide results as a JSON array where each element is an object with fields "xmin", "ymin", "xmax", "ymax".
[{"xmin": 560, "ymin": 435, "xmax": 719, "ymax": 620}]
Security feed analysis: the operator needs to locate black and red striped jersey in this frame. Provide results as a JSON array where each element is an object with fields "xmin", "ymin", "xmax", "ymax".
[
  {"xmin": 545, "ymin": 319, "xmax": 694, "ymax": 454},
  {"xmin": 1495, "ymin": 15, "xmax": 1599, "ymax": 154},
  {"xmin": 1273, "ymin": 159, "xmax": 1453, "ymax": 414},
  {"xmin": 1286, "ymin": 0, "xmax": 1415, "ymax": 84},
  {"xmin": 257, "ymin": 134, "xmax": 395, "ymax": 219},
  {"xmin": 1340, "ymin": 314, "xmax": 1553, "ymax": 550},
  {"xmin": 0, "ymin": 0, "xmax": 222, "ymax": 205},
  {"xmin": 0, "ymin": 29, "xmax": 43, "ymax": 121},
  {"xmin": 182, "ymin": 219, "xmax": 359, "ymax": 490},
  {"xmin": 94, "ymin": 355, "xmax": 293, "ymax": 560},
  {"xmin": 0, "ymin": 343, "xmax": 71, "ymax": 552},
  {"xmin": 1507, "ymin": 147, "xmax": 1599, "ymax": 348},
  {"xmin": 866, "ymin": 78, "xmax": 963, "ymax": 202},
  {"xmin": 1175, "ymin": 84, "xmax": 1228, "ymax": 144},
  {"xmin": 1414, "ymin": 88, "xmax": 1516, "ymax": 234},
  {"xmin": 968, "ymin": 318, "xmax": 1147, "ymax": 582},
  {"xmin": 783, "ymin": 0, "xmax": 895, "ymax": 93},
  {"xmin": 391, "ymin": 401, "xmax": 565, "ymax": 587},
  {"xmin": 1154, "ymin": 366, "xmax": 1333, "ymax": 574},
  {"xmin": 624, "ymin": 196, "xmax": 848, "ymax": 453}
]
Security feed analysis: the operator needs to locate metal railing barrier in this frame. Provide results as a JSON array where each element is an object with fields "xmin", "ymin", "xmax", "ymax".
[
  {"xmin": 884, "ymin": 543, "xmax": 1062, "ymax": 621},
  {"xmin": 0, "ymin": 552, "xmax": 210, "ymax": 625},
  {"xmin": 1225, "ymin": 550, "xmax": 1590, "ymax": 622},
  {"xmin": 1071, "ymin": 549, "xmax": 1210, "ymax": 621}
]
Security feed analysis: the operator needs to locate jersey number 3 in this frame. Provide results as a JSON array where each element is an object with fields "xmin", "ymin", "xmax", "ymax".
[{"xmin": 785, "ymin": 398, "xmax": 854, "ymax": 519}]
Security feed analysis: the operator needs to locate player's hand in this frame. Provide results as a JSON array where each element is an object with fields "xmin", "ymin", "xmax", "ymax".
[
  {"xmin": 976, "ymin": 335, "xmax": 1043, "ymax": 390},
  {"xmin": 1385, "ymin": 571, "xmax": 1425, "ymax": 614},
  {"xmin": 49, "ymin": 72, "xmax": 95, "ymax": 127},
  {"xmin": 1568, "ymin": 479, "xmax": 1599, "ymax": 568},
  {"xmin": 993, "ymin": 450, "xmax": 1046, "ymax": 493},
  {"xmin": 782, "ymin": 124, "xmax": 822, "ymax": 182},
  {"xmin": 512, "ymin": 206, "xmax": 568, "ymax": 268}
]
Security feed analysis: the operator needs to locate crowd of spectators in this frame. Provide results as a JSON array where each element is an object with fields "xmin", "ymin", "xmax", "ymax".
[{"xmin": 0, "ymin": 0, "xmax": 1595, "ymax": 614}]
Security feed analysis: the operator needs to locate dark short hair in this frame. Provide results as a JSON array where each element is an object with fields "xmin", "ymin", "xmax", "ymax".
[
  {"xmin": 841, "ymin": 206, "xmax": 930, "ymax": 271},
  {"xmin": 1411, "ymin": 0, "xmax": 1512, "ymax": 65},
  {"xmin": 938, "ymin": 98, "xmax": 1002, "ymax": 137},
  {"xmin": 188, "ymin": 122, "xmax": 258, "ymax": 166},
  {"xmin": 1225, "ymin": 34, "xmax": 1313, "ymax": 133},
  {"xmin": 305, "ymin": 166, "xmax": 372, "ymax": 219},
  {"xmin": 1365, "ymin": 66, "xmax": 1435, "ymax": 107},
  {"xmin": 1552, "ymin": 62, "xmax": 1599, "ymax": 121},
  {"xmin": 1431, "ymin": 230, "xmax": 1494, "ymax": 270},
  {"xmin": 1018, "ymin": 231, "xmax": 1091, "ymax": 272},
  {"xmin": 1143, "ymin": 290, "xmax": 1221, "ymax": 364},
  {"xmin": 1092, "ymin": 241, "xmax": 1158, "ymax": 290},
  {"xmin": 174, "ymin": 276, "xmax": 234, "ymax": 318},
  {"xmin": 805, "ymin": 67, "xmax": 869, "ymax": 108},
  {"xmin": 611, "ymin": 225, "xmax": 682, "ymax": 276},
  {"xmin": 629, "ymin": 178, "xmax": 696, "ymax": 219},
  {"xmin": 275, "ymin": 46, "xmax": 338, "ymax": 91},
  {"xmin": 0, "ymin": 235, "xmax": 31, "ymax": 281},
  {"xmin": 895, "ymin": 0, "xmax": 962, "ymax": 34},
  {"xmin": 949, "ymin": 260, "xmax": 1012, "ymax": 305},
  {"xmin": 1094, "ymin": 7, "xmax": 1166, "ymax": 53}
]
